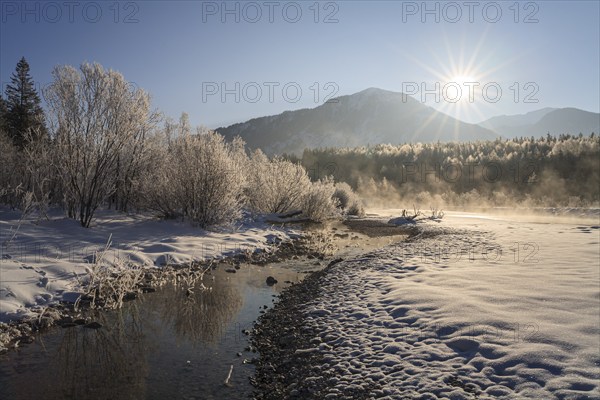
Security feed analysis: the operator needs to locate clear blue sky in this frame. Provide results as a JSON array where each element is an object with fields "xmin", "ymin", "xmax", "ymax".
[{"xmin": 1, "ymin": 1, "xmax": 599, "ymax": 128}]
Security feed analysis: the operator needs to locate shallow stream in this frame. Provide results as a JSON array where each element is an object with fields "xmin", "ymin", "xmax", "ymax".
[
  {"xmin": 0, "ymin": 263, "xmax": 302, "ymax": 399},
  {"xmin": 0, "ymin": 221, "xmax": 406, "ymax": 399}
]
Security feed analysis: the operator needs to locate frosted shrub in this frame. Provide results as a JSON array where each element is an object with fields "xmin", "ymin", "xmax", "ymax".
[
  {"xmin": 111, "ymin": 122, "xmax": 158, "ymax": 212},
  {"xmin": 245, "ymin": 151, "xmax": 311, "ymax": 214},
  {"xmin": 140, "ymin": 133, "xmax": 182, "ymax": 218},
  {"xmin": 177, "ymin": 133, "xmax": 243, "ymax": 226},
  {"xmin": 21, "ymin": 129, "xmax": 55, "ymax": 218},
  {"xmin": 245, "ymin": 152, "xmax": 341, "ymax": 221},
  {"xmin": 148, "ymin": 131, "xmax": 245, "ymax": 227},
  {"xmin": 333, "ymin": 182, "xmax": 365, "ymax": 216},
  {"xmin": 332, "ymin": 182, "xmax": 351, "ymax": 209},
  {"xmin": 346, "ymin": 200, "xmax": 365, "ymax": 217},
  {"xmin": 301, "ymin": 178, "xmax": 339, "ymax": 222}
]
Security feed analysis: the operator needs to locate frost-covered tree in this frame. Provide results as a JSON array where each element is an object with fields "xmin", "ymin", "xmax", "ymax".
[
  {"xmin": 4, "ymin": 57, "xmax": 47, "ymax": 148},
  {"xmin": 301, "ymin": 178, "xmax": 339, "ymax": 222},
  {"xmin": 143, "ymin": 129, "xmax": 245, "ymax": 227},
  {"xmin": 45, "ymin": 63, "xmax": 156, "ymax": 227},
  {"xmin": 139, "ymin": 124, "xmax": 180, "ymax": 218},
  {"xmin": 111, "ymin": 107, "xmax": 160, "ymax": 212},
  {"xmin": 333, "ymin": 182, "xmax": 364, "ymax": 216},
  {"xmin": 177, "ymin": 132, "xmax": 244, "ymax": 226},
  {"xmin": 245, "ymin": 152, "xmax": 312, "ymax": 214}
]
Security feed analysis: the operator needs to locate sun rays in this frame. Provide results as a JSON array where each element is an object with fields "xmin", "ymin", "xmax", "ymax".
[{"xmin": 401, "ymin": 25, "xmax": 522, "ymax": 133}]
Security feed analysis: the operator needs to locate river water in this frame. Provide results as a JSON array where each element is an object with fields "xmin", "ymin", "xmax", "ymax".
[
  {"xmin": 0, "ymin": 222, "xmax": 406, "ymax": 399},
  {"xmin": 0, "ymin": 263, "xmax": 304, "ymax": 399}
]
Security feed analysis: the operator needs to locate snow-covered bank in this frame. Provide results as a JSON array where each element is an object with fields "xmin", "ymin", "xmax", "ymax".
[
  {"xmin": 0, "ymin": 208, "xmax": 296, "ymax": 322},
  {"xmin": 253, "ymin": 211, "xmax": 600, "ymax": 399}
]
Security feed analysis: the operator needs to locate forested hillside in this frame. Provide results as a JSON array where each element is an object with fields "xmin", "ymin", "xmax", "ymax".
[{"xmin": 300, "ymin": 135, "xmax": 600, "ymax": 207}]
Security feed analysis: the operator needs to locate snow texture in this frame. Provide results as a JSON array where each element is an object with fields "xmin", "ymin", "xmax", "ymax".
[
  {"xmin": 294, "ymin": 211, "xmax": 600, "ymax": 399},
  {"xmin": 0, "ymin": 207, "xmax": 294, "ymax": 322}
]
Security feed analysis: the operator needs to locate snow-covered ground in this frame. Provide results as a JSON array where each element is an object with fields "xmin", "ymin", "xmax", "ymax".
[
  {"xmin": 297, "ymin": 210, "xmax": 600, "ymax": 399},
  {"xmin": 0, "ymin": 208, "xmax": 295, "ymax": 322}
]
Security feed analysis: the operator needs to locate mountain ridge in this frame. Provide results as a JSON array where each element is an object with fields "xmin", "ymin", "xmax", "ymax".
[
  {"xmin": 216, "ymin": 87, "xmax": 498, "ymax": 155},
  {"xmin": 478, "ymin": 107, "xmax": 599, "ymax": 137},
  {"xmin": 216, "ymin": 88, "xmax": 599, "ymax": 155}
]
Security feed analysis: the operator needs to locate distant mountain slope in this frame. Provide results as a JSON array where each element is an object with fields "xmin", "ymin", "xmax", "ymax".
[
  {"xmin": 216, "ymin": 88, "xmax": 498, "ymax": 155},
  {"xmin": 531, "ymin": 108, "xmax": 600, "ymax": 136},
  {"xmin": 478, "ymin": 108, "xmax": 557, "ymax": 134},
  {"xmin": 479, "ymin": 108, "xmax": 599, "ymax": 137}
]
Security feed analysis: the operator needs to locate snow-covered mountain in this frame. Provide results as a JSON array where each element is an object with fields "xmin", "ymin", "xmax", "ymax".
[
  {"xmin": 478, "ymin": 108, "xmax": 599, "ymax": 137},
  {"xmin": 216, "ymin": 88, "xmax": 498, "ymax": 155}
]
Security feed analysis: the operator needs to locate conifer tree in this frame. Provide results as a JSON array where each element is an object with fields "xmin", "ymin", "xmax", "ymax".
[{"xmin": 5, "ymin": 57, "xmax": 47, "ymax": 148}]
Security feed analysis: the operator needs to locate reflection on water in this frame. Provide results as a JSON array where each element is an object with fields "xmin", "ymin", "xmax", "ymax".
[
  {"xmin": 54, "ymin": 307, "xmax": 149, "ymax": 399},
  {"xmin": 0, "ymin": 263, "xmax": 302, "ymax": 400},
  {"xmin": 154, "ymin": 278, "xmax": 243, "ymax": 344},
  {"xmin": 6, "ymin": 305, "xmax": 149, "ymax": 399}
]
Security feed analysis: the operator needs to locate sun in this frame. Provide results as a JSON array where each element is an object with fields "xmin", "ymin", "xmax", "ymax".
[
  {"xmin": 401, "ymin": 32, "xmax": 519, "ymax": 135},
  {"xmin": 448, "ymin": 75, "xmax": 479, "ymax": 86},
  {"xmin": 440, "ymin": 73, "xmax": 481, "ymax": 107}
]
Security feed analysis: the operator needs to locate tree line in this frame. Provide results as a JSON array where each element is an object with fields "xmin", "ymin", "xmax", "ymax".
[
  {"xmin": 299, "ymin": 135, "xmax": 599, "ymax": 208},
  {"xmin": 0, "ymin": 59, "xmax": 359, "ymax": 227}
]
